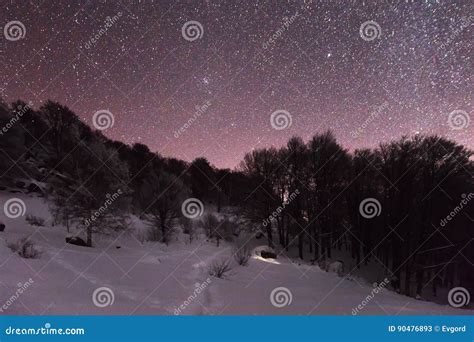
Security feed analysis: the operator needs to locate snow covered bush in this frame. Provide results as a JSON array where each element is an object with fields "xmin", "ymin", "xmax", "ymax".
[
  {"xmin": 7, "ymin": 237, "xmax": 42, "ymax": 259},
  {"xmin": 233, "ymin": 247, "xmax": 250, "ymax": 266},
  {"xmin": 208, "ymin": 259, "xmax": 233, "ymax": 279},
  {"xmin": 25, "ymin": 214, "xmax": 45, "ymax": 227},
  {"xmin": 233, "ymin": 238, "xmax": 251, "ymax": 266}
]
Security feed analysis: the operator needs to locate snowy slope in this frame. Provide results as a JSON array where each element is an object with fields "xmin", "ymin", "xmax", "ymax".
[{"xmin": 0, "ymin": 193, "xmax": 472, "ymax": 316}]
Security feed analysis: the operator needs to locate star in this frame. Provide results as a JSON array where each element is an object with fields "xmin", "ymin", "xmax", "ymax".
[{"xmin": 0, "ymin": 1, "xmax": 471, "ymax": 168}]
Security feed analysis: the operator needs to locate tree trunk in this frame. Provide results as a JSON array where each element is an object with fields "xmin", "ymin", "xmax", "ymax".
[
  {"xmin": 415, "ymin": 268, "xmax": 423, "ymax": 298},
  {"xmin": 161, "ymin": 221, "xmax": 167, "ymax": 245},
  {"xmin": 277, "ymin": 217, "xmax": 284, "ymax": 246},
  {"xmin": 266, "ymin": 224, "xmax": 274, "ymax": 248},
  {"xmin": 404, "ymin": 264, "xmax": 412, "ymax": 296},
  {"xmin": 298, "ymin": 230, "xmax": 304, "ymax": 259},
  {"xmin": 432, "ymin": 268, "xmax": 438, "ymax": 297},
  {"xmin": 392, "ymin": 240, "xmax": 401, "ymax": 292},
  {"xmin": 86, "ymin": 225, "xmax": 92, "ymax": 247}
]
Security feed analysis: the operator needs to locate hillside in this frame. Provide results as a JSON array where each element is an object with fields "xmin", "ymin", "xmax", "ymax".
[{"xmin": 1, "ymin": 193, "xmax": 471, "ymax": 316}]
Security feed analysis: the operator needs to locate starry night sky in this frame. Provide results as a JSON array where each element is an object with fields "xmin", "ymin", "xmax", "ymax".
[{"xmin": 1, "ymin": 0, "xmax": 472, "ymax": 168}]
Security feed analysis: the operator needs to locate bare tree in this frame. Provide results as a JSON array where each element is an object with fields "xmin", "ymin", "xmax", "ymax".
[{"xmin": 139, "ymin": 171, "xmax": 189, "ymax": 244}]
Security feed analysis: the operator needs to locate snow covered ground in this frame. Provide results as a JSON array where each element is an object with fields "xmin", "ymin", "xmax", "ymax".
[{"xmin": 0, "ymin": 193, "xmax": 472, "ymax": 316}]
